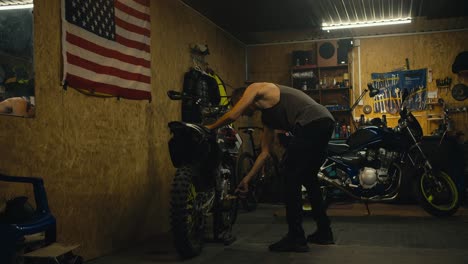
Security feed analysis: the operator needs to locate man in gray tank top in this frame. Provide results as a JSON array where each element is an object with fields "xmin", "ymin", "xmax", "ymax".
[{"xmin": 206, "ymin": 82, "xmax": 335, "ymax": 252}]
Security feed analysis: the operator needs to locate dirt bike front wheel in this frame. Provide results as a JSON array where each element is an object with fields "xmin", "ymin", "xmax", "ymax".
[
  {"xmin": 415, "ymin": 170, "xmax": 459, "ymax": 217},
  {"xmin": 170, "ymin": 166, "xmax": 206, "ymax": 259}
]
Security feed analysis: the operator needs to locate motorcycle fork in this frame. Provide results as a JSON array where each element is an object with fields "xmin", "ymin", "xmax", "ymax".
[
  {"xmin": 404, "ymin": 127, "xmax": 445, "ymax": 189},
  {"xmin": 405, "ymin": 126, "xmax": 433, "ymax": 171}
]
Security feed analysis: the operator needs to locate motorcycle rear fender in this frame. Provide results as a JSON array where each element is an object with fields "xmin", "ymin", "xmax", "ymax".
[{"xmin": 168, "ymin": 121, "xmax": 213, "ymax": 168}]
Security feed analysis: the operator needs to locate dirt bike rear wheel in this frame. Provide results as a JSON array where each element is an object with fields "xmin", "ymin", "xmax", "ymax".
[
  {"xmin": 170, "ymin": 166, "xmax": 205, "ymax": 259},
  {"xmin": 415, "ymin": 170, "xmax": 459, "ymax": 217}
]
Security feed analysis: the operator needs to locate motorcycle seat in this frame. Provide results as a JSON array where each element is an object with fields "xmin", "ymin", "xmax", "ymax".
[{"xmin": 327, "ymin": 142, "xmax": 349, "ymax": 155}]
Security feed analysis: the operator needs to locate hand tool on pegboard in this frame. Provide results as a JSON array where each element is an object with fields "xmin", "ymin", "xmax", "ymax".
[
  {"xmin": 374, "ymin": 96, "xmax": 379, "ymax": 113},
  {"xmin": 385, "ymin": 88, "xmax": 397, "ymax": 114},
  {"xmin": 380, "ymin": 94, "xmax": 387, "ymax": 113},
  {"xmin": 436, "ymin": 77, "xmax": 452, "ymax": 95}
]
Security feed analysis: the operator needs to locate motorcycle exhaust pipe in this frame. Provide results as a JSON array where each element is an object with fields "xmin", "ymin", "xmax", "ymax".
[
  {"xmin": 317, "ymin": 172, "xmax": 363, "ymax": 200},
  {"xmin": 317, "ymin": 172, "xmax": 401, "ymax": 202}
]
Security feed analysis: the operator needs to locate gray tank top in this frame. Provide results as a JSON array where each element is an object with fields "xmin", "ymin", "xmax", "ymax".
[{"xmin": 261, "ymin": 85, "xmax": 334, "ymax": 131}]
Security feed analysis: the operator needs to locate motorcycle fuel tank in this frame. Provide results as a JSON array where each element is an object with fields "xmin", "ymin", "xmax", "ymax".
[{"xmin": 347, "ymin": 126, "xmax": 391, "ymax": 150}]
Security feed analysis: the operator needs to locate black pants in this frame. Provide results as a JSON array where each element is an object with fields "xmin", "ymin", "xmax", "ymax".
[{"xmin": 281, "ymin": 118, "xmax": 334, "ymax": 238}]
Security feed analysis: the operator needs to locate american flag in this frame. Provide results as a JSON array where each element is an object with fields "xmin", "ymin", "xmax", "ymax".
[{"xmin": 62, "ymin": 0, "xmax": 151, "ymax": 100}]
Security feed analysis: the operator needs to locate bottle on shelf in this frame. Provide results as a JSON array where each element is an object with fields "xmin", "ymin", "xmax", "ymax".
[
  {"xmin": 301, "ymin": 81, "xmax": 307, "ymax": 91},
  {"xmin": 343, "ymin": 73, "xmax": 350, "ymax": 88},
  {"xmin": 340, "ymin": 123, "xmax": 347, "ymax": 138},
  {"xmin": 334, "ymin": 121, "xmax": 340, "ymax": 139}
]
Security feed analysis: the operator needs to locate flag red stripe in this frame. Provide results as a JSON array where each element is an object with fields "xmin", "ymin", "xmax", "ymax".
[
  {"xmin": 66, "ymin": 33, "xmax": 150, "ymax": 68},
  {"xmin": 116, "ymin": 34, "xmax": 151, "ymax": 53},
  {"xmin": 66, "ymin": 74, "xmax": 151, "ymax": 100},
  {"xmin": 115, "ymin": 0, "xmax": 150, "ymax": 21},
  {"xmin": 115, "ymin": 16, "xmax": 150, "ymax": 37},
  {"xmin": 133, "ymin": 0, "xmax": 150, "ymax": 7},
  {"xmin": 67, "ymin": 53, "xmax": 150, "ymax": 84}
]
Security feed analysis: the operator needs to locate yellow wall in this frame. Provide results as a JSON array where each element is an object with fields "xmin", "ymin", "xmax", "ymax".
[
  {"xmin": 247, "ymin": 31, "xmax": 468, "ymax": 138},
  {"xmin": 0, "ymin": 0, "xmax": 245, "ymax": 260}
]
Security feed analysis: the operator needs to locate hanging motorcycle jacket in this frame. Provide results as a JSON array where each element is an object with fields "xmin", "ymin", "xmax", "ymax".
[{"xmin": 182, "ymin": 68, "xmax": 220, "ymax": 123}]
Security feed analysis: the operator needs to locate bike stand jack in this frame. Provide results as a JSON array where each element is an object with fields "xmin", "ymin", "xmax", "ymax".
[{"xmin": 364, "ymin": 202, "xmax": 371, "ymax": 216}]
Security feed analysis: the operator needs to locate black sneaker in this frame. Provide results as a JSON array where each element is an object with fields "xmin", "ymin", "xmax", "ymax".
[
  {"xmin": 268, "ymin": 235, "xmax": 309, "ymax": 252},
  {"xmin": 306, "ymin": 228, "xmax": 334, "ymax": 245}
]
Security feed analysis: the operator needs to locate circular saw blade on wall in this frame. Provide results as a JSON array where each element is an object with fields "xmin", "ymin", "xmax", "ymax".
[
  {"xmin": 363, "ymin": 104, "xmax": 372, "ymax": 114},
  {"xmin": 451, "ymin": 83, "xmax": 467, "ymax": 101}
]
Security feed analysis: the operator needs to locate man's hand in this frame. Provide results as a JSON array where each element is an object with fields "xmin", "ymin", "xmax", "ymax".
[{"xmin": 235, "ymin": 177, "xmax": 249, "ymax": 199}]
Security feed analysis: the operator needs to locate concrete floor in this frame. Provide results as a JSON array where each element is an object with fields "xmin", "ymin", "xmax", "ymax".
[{"xmin": 88, "ymin": 203, "xmax": 468, "ymax": 264}]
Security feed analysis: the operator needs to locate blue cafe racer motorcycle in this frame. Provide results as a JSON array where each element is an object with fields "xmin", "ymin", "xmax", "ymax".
[{"xmin": 316, "ymin": 88, "xmax": 459, "ymax": 216}]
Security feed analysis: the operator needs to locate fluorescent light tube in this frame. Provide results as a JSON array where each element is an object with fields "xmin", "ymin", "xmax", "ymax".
[
  {"xmin": 0, "ymin": 4, "xmax": 34, "ymax": 11},
  {"xmin": 322, "ymin": 18, "xmax": 412, "ymax": 31}
]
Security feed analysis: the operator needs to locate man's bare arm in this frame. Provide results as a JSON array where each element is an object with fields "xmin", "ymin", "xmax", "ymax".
[{"xmin": 205, "ymin": 83, "xmax": 261, "ymax": 130}]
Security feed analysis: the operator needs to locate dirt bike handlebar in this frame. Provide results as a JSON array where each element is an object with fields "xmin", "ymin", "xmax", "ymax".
[{"xmin": 167, "ymin": 90, "xmax": 231, "ymax": 118}]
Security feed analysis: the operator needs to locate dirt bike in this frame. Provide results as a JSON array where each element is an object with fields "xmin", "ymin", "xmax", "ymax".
[
  {"xmin": 317, "ymin": 88, "xmax": 460, "ymax": 216},
  {"xmin": 167, "ymin": 90, "xmax": 241, "ymax": 259}
]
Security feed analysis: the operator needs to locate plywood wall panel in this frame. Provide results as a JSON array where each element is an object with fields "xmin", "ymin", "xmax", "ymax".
[
  {"xmin": 0, "ymin": 0, "xmax": 244, "ymax": 260},
  {"xmin": 351, "ymin": 32, "xmax": 468, "ymax": 137},
  {"xmin": 248, "ymin": 43, "xmax": 317, "ymax": 84},
  {"xmin": 247, "ymin": 31, "xmax": 468, "ymax": 137}
]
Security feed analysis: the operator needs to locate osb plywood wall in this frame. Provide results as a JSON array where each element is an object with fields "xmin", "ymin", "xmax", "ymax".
[
  {"xmin": 247, "ymin": 43, "xmax": 317, "ymax": 85},
  {"xmin": 0, "ymin": 0, "xmax": 245, "ymax": 260},
  {"xmin": 247, "ymin": 31, "xmax": 468, "ymax": 138},
  {"xmin": 350, "ymin": 32, "xmax": 468, "ymax": 137}
]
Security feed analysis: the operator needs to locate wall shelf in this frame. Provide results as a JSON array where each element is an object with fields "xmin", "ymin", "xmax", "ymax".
[
  {"xmin": 291, "ymin": 49, "xmax": 352, "ymax": 133},
  {"xmin": 291, "ymin": 64, "xmax": 317, "ymax": 70}
]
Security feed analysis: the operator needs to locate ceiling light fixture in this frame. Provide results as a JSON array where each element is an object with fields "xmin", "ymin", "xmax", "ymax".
[
  {"xmin": 0, "ymin": 4, "xmax": 34, "ymax": 11},
  {"xmin": 322, "ymin": 17, "xmax": 412, "ymax": 31}
]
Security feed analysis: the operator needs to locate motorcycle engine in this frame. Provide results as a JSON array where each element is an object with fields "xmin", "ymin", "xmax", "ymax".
[
  {"xmin": 359, "ymin": 167, "xmax": 378, "ymax": 189},
  {"xmin": 358, "ymin": 148, "xmax": 398, "ymax": 189},
  {"xmin": 218, "ymin": 167, "xmax": 232, "ymax": 198},
  {"xmin": 217, "ymin": 166, "xmax": 237, "ymax": 212}
]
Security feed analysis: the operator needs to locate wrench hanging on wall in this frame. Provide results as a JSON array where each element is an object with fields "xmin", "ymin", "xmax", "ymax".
[{"xmin": 380, "ymin": 94, "xmax": 386, "ymax": 114}]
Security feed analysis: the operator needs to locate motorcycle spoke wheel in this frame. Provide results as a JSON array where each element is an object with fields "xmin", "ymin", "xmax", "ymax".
[
  {"xmin": 170, "ymin": 166, "xmax": 206, "ymax": 259},
  {"xmin": 186, "ymin": 185, "xmax": 203, "ymax": 238},
  {"xmin": 263, "ymin": 155, "xmax": 279, "ymax": 180},
  {"xmin": 245, "ymin": 183, "xmax": 259, "ymax": 211},
  {"xmin": 236, "ymin": 153, "xmax": 258, "ymax": 211},
  {"xmin": 416, "ymin": 170, "xmax": 459, "ymax": 217}
]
